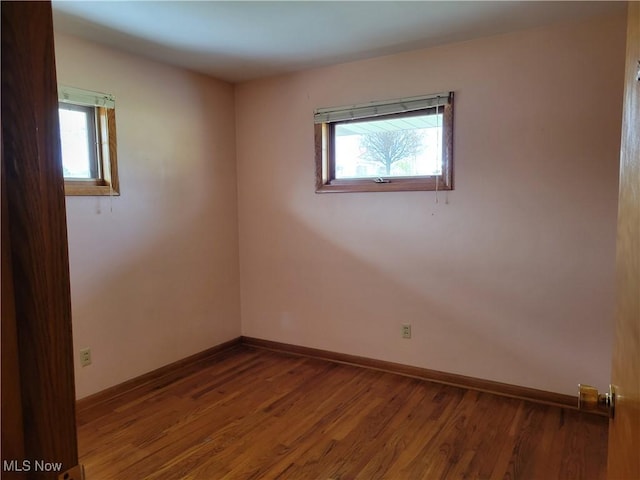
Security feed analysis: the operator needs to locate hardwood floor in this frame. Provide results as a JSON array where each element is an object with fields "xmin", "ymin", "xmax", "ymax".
[{"xmin": 77, "ymin": 346, "xmax": 608, "ymax": 479}]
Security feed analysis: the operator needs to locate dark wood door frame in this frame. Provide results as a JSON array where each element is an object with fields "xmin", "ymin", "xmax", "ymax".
[{"xmin": 1, "ymin": 1, "xmax": 79, "ymax": 479}]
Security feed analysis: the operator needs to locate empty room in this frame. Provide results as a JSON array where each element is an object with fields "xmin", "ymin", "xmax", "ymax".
[{"xmin": 2, "ymin": 1, "xmax": 638, "ymax": 479}]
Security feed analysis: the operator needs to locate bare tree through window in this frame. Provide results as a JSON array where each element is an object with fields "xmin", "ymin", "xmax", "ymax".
[{"xmin": 359, "ymin": 130, "xmax": 423, "ymax": 176}]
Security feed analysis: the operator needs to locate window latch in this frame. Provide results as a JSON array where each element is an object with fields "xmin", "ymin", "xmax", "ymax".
[{"xmin": 374, "ymin": 177, "xmax": 390, "ymax": 183}]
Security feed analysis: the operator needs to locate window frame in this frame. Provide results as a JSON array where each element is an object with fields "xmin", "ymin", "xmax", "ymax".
[
  {"xmin": 58, "ymin": 85, "xmax": 120, "ymax": 196},
  {"xmin": 314, "ymin": 92, "xmax": 454, "ymax": 194}
]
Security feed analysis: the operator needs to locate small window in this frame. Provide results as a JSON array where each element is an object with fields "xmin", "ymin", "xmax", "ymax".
[
  {"xmin": 58, "ymin": 85, "xmax": 119, "ymax": 196},
  {"xmin": 314, "ymin": 92, "xmax": 453, "ymax": 193}
]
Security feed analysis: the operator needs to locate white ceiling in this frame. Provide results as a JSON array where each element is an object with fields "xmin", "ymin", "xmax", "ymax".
[{"xmin": 51, "ymin": 1, "xmax": 625, "ymax": 83}]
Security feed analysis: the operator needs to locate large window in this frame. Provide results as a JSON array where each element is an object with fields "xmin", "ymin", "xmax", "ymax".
[
  {"xmin": 58, "ymin": 85, "xmax": 119, "ymax": 196},
  {"xmin": 314, "ymin": 92, "xmax": 453, "ymax": 193}
]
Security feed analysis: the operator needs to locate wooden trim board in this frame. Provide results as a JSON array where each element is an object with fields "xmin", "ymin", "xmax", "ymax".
[
  {"xmin": 76, "ymin": 335, "xmax": 596, "ymax": 418},
  {"xmin": 76, "ymin": 338, "xmax": 242, "ymax": 416},
  {"xmin": 241, "ymin": 336, "xmax": 587, "ymax": 413}
]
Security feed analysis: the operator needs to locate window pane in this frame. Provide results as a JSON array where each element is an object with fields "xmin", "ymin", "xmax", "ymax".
[
  {"xmin": 334, "ymin": 113, "xmax": 442, "ymax": 179},
  {"xmin": 58, "ymin": 106, "xmax": 95, "ymax": 178}
]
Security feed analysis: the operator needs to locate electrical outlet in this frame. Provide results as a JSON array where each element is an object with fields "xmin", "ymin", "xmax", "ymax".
[
  {"xmin": 401, "ymin": 324, "xmax": 412, "ymax": 339},
  {"xmin": 79, "ymin": 348, "xmax": 92, "ymax": 367}
]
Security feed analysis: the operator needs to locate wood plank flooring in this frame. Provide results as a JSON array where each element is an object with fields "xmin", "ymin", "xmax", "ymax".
[{"xmin": 77, "ymin": 346, "xmax": 608, "ymax": 479}]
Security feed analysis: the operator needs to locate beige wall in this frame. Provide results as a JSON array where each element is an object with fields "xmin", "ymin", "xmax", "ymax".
[
  {"xmin": 55, "ymin": 33, "xmax": 241, "ymax": 399},
  {"xmin": 235, "ymin": 14, "xmax": 626, "ymax": 395},
  {"xmin": 56, "ymin": 12, "xmax": 626, "ymax": 400}
]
